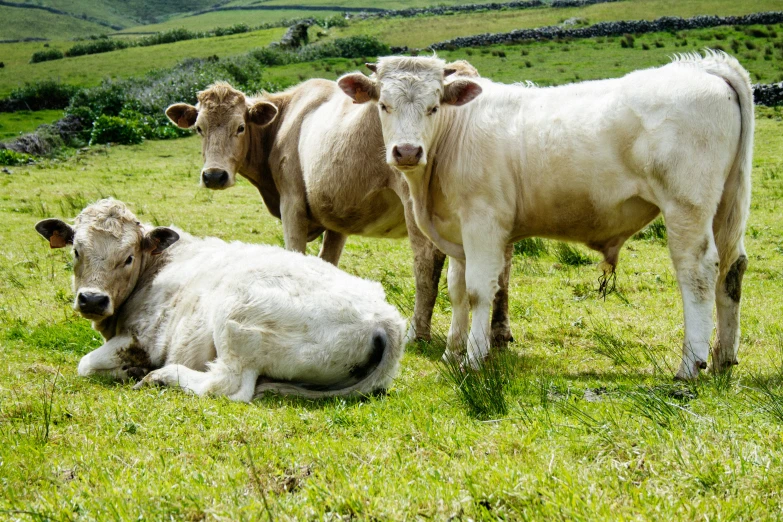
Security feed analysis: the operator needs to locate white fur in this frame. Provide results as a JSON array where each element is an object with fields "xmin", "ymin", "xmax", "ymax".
[
  {"xmin": 69, "ymin": 200, "xmax": 406, "ymax": 401},
  {"xmin": 367, "ymin": 52, "xmax": 753, "ymax": 379}
]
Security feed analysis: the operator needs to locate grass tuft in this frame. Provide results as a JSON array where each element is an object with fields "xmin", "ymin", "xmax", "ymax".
[
  {"xmin": 513, "ymin": 237, "xmax": 548, "ymax": 257},
  {"xmin": 553, "ymin": 242, "xmax": 594, "ymax": 266},
  {"xmin": 438, "ymin": 348, "xmax": 514, "ymax": 420},
  {"xmin": 633, "ymin": 217, "xmax": 667, "ymax": 241}
]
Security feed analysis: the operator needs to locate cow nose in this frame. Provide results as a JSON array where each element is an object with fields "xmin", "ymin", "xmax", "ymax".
[
  {"xmin": 392, "ymin": 144, "xmax": 424, "ymax": 167},
  {"xmin": 202, "ymin": 168, "xmax": 229, "ymax": 189},
  {"xmin": 77, "ymin": 292, "xmax": 109, "ymax": 315}
]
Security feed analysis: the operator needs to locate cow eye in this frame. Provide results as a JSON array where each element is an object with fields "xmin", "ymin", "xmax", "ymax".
[
  {"xmin": 74, "ymin": 249, "xmax": 79, "ymax": 259},
  {"xmin": 379, "ymin": 103, "xmax": 388, "ymax": 113},
  {"xmin": 237, "ymin": 124, "xmax": 245, "ymax": 134},
  {"xmin": 125, "ymin": 255, "xmax": 134, "ymax": 266},
  {"xmin": 428, "ymin": 106, "xmax": 439, "ymax": 115},
  {"xmin": 196, "ymin": 126, "xmax": 203, "ymax": 135}
]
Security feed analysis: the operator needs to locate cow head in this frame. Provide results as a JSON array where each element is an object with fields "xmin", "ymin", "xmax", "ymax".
[
  {"xmin": 338, "ymin": 57, "xmax": 482, "ymax": 171},
  {"xmin": 166, "ymin": 82, "xmax": 279, "ymax": 190},
  {"xmin": 35, "ymin": 199, "xmax": 179, "ymax": 321}
]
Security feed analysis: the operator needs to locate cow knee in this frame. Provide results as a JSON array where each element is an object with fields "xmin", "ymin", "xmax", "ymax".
[{"xmin": 724, "ymin": 255, "xmax": 748, "ymax": 303}]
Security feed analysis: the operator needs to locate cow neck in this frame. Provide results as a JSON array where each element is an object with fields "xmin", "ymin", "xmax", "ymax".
[{"xmin": 238, "ymin": 93, "xmax": 293, "ymax": 220}]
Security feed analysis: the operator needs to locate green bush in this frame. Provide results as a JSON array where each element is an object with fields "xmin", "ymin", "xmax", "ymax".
[
  {"xmin": 65, "ymin": 38, "xmax": 128, "ymax": 57},
  {"xmin": 89, "ymin": 115, "xmax": 143, "ymax": 146},
  {"xmin": 30, "ymin": 49, "xmax": 64, "ymax": 64},
  {"xmin": 0, "ymin": 149, "xmax": 33, "ymax": 166},
  {"xmin": 8, "ymin": 81, "xmax": 79, "ymax": 110}
]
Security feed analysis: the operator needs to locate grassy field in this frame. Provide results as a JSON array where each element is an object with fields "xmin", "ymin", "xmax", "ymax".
[
  {"xmin": 0, "ymin": 27, "xmax": 285, "ymax": 98},
  {"xmin": 260, "ymin": 23, "xmax": 783, "ymax": 91},
  {"xmin": 328, "ymin": 0, "xmax": 783, "ymax": 48},
  {"xmin": 117, "ymin": 9, "xmax": 343, "ymax": 34},
  {"xmin": 1, "ymin": 110, "xmax": 782, "ymax": 518},
  {"xmin": 0, "ymin": 110, "xmax": 65, "ymax": 141},
  {"xmin": 0, "ymin": 5, "xmax": 108, "ymax": 41}
]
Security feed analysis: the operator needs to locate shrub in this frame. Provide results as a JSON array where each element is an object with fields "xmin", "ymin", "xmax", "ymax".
[
  {"xmin": 89, "ymin": 115, "xmax": 143, "ymax": 145},
  {"xmin": 620, "ymin": 34, "xmax": 635, "ymax": 48},
  {"xmin": 65, "ymin": 38, "xmax": 128, "ymax": 57},
  {"xmin": 641, "ymin": 43, "xmax": 650, "ymax": 50},
  {"xmin": 138, "ymin": 28, "xmax": 197, "ymax": 46},
  {"xmin": 0, "ymin": 149, "xmax": 33, "ymax": 166},
  {"xmin": 30, "ymin": 49, "xmax": 64, "ymax": 63},
  {"xmin": 745, "ymin": 40, "xmax": 757, "ymax": 50},
  {"xmin": 8, "ymin": 81, "xmax": 79, "ymax": 111},
  {"xmin": 213, "ymin": 24, "xmax": 250, "ymax": 37}
]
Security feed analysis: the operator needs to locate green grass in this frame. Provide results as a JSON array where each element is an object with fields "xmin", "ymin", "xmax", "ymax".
[
  {"xmin": 328, "ymin": 0, "xmax": 783, "ymax": 48},
  {"xmin": 1, "ymin": 111, "xmax": 783, "ymax": 519},
  {"xmin": 118, "ymin": 9, "xmax": 343, "ymax": 34},
  {"xmin": 0, "ymin": 27, "xmax": 286, "ymax": 97},
  {"xmin": 0, "ymin": 5, "xmax": 108, "ymax": 41},
  {"xmin": 260, "ymin": 23, "xmax": 783, "ymax": 88},
  {"xmin": 0, "ymin": 110, "xmax": 64, "ymax": 141}
]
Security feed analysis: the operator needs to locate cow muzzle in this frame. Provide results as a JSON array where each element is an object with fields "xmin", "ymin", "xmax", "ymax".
[
  {"xmin": 76, "ymin": 291, "xmax": 112, "ymax": 318},
  {"xmin": 201, "ymin": 168, "xmax": 231, "ymax": 189},
  {"xmin": 391, "ymin": 144, "xmax": 424, "ymax": 168}
]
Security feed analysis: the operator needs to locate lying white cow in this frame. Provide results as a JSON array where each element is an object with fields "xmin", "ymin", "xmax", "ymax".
[
  {"xmin": 338, "ymin": 51, "xmax": 753, "ymax": 379},
  {"xmin": 35, "ymin": 199, "xmax": 405, "ymax": 401}
]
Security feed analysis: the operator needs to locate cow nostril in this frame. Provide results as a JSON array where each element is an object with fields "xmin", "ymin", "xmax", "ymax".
[
  {"xmin": 77, "ymin": 293, "xmax": 88, "ymax": 305},
  {"xmin": 414, "ymin": 147, "xmax": 423, "ymax": 160},
  {"xmin": 392, "ymin": 146, "xmax": 402, "ymax": 159},
  {"xmin": 219, "ymin": 171, "xmax": 228, "ymax": 185}
]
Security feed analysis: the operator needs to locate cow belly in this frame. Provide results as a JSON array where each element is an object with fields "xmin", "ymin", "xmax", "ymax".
[{"xmin": 309, "ymin": 189, "xmax": 407, "ymax": 238}]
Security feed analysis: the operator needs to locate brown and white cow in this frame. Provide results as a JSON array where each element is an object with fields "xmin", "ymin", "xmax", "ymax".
[
  {"xmin": 338, "ymin": 52, "xmax": 753, "ymax": 379},
  {"xmin": 165, "ymin": 65, "xmax": 513, "ymax": 346}
]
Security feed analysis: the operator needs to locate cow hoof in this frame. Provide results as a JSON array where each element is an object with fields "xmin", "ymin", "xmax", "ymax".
[
  {"xmin": 711, "ymin": 358, "xmax": 739, "ymax": 373},
  {"xmin": 674, "ymin": 360, "xmax": 707, "ymax": 381},
  {"xmin": 491, "ymin": 330, "xmax": 514, "ymax": 348}
]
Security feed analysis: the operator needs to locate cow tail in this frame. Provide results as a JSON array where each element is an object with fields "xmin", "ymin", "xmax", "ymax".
[
  {"xmin": 252, "ymin": 320, "xmax": 405, "ymax": 400},
  {"xmin": 703, "ymin": 50, "xmax": 754, "ymax": 277}
]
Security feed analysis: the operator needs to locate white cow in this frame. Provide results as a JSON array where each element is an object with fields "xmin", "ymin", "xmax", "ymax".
[
  {"xmin": 338, "ymin": 51, "xmax": 753, "ymax": 379},
  {"xmin": 35, "ymin": 199, "xmax": 405, "ymax": 401}
]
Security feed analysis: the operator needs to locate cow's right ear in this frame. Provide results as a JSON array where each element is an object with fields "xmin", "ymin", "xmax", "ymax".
[
  {"xmin": 337, "ymin": 73, "xmax": 378, "ymax": 104},
  {"xmin": 35, "ymin": 219, "xmax": 74, "ymax": 249},
  {"xmin": 165, "ymin": 103, "xmax": 198, "ymax": 129}
]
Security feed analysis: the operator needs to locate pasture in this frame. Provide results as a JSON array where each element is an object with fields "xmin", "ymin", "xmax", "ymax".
[
  {"xmin": 1, "ymin": 109, "xmax": 783, "ymax": 521},
  {"xmin": 3, "ymin": 0, "xmax": 783, "ymax": 518}
]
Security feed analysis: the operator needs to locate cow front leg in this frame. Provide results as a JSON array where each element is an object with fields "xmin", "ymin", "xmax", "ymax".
[
  {"xmin": 319, "ymin": 230, "xmax": 347, "ymax": 266},
  {"xmin": 445, "ymin": 256, "xmax": 469, "ymax": 360},
  {"xmin": 462, "ymin": 220, "xmax": 509, "ymax": 368},
  {"xmin": 280, "ymin": 193, "xmax": 309, "ymax": 253},
  {"xmin": 405, "ymin": 197, "xmax": 446, "ymax": 344},
  {"xmin": 78, "ymin": 335, "xmax": 147, "ymax": 381},
  {"xmin": 665, "ymin": 215, "xmax": 720, "ymax": 380},
  {"xmin": 491, "ymin": 243, "xmax": 514, "ymax": 347}
]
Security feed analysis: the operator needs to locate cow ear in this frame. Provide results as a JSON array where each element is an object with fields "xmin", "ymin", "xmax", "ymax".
[
  {"xmin": 35, "ymin": 219, "xmax": 74, "ymax": 249},
  {"xmin": 166, "ymin": 103, "xmax": 198, "ymax": 129},
  {"xmin": 442, "ymin": 79, "xmax": 482, "ymax": 106},
  {"xmin": 247, "ymin": 101, "xmax": 278, "ymax": 127},
  {"xmin": 142, "ymin": 227, "xmax": 179, "ymax": 256},
  {"xmin": 365, "ymin": 62, "xmax": 377, "ymax": 73},
  {"xmin": 444, "ymin": 68, "xmax": 457, "ymax": 76},
  {"xmin": 337, "ymin": 73, "xmax": 378, "ymax": 104}
]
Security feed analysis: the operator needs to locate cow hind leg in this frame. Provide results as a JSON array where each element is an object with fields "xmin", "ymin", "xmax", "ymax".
[
  {"xmin": 135, "ymin": 321, "xmax": 260, "ymax": 402},
  {"xmin": 319, "ymin": 230, "xmax": 347, "ymax": 266},
  {"xmin": 405, "ymin": 202, "xmax": 447, "ymax": 344},
  {"xmin": 665, "ymin": 209, "xmax": 720, "ymax": 380},
  {"xmin": 712, "ymin": 244, "xmax": 748, "ymax": 373},
  {"xmin": 491, "ymin": 243, "xmax": 514, "ymax": 347}
]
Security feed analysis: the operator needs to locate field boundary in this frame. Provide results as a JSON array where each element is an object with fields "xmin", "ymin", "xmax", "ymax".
[{"xmin": 425, "ymin": 10, "xmax": 783, "ymax": 50}]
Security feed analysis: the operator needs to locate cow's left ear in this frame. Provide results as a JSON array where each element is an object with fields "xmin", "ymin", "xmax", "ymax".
[
  {"xmin": 337, "ymin": 73, "xmax": 378, "ymax": 104},
  {"xmin": 247, "ymin": 101, "xmax": 278, "ymax": 127},
  {"xmin": 142, "ymin": 227, "xmax": 179, "ymax": 256},
  {"xmin": 35, "ymin": 219, "xmax": 74, "ymax": 249},
  {"xmin": 442, "ymin": 79, "xmax": 482, "ymax": 106}
]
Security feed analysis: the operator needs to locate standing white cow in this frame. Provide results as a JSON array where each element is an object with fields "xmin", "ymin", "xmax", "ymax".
[
  {"xmin": 35, "ymin": 199, "xmax": 405, "ymax": 401},
  {"xmin": 338, "ymin": 51, "xmax": 753, "ymax": 379}
]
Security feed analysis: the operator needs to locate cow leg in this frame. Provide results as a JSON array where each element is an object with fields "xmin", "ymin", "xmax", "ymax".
[
  {"xmin": 405, "ymin": 199, "xmax": 446, "ymax": 344},
  {"xmin": 78, "ymin": 335, "xmax": 136, "ymax": 380},
  {"xmin": 665, "ymin": 211, "xmax": 720, "ymax": 380},
  {"xmin": 445, "ymin": 256, "xmax": 469, "ymax": 360},
  {"xmin": 136, "ymin": 321, "xmax": 261, "ymax": 402},
  {"xmin": 462, "ymin": 220, "xmax": 509, "ymax": 368},
  {"xmin": 712, "ymin": 249, "xmax": 748, "ymax": 373},
  {"xmin": 491, "ymin": 244, "xmax": 514, "ymax": 347},
  {"xmin": 319, "ymin": 230, "xmax": 347, "ymax": 266},
  {"xmin": 280, "ymin": 193, "xmax": 309, "ymax": 253}
]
